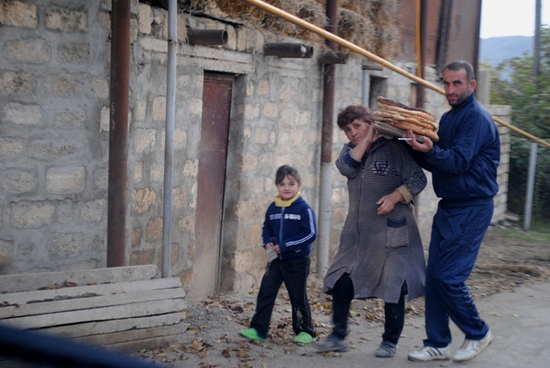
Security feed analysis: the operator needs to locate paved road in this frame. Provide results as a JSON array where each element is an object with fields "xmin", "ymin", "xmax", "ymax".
[
  {"xmin": 140, "ymin": 281, "xmax": 550, "ymax": 367},
  {"xmin": 272, "ymin": 282, "xmax": 550, "ymax": 367}
]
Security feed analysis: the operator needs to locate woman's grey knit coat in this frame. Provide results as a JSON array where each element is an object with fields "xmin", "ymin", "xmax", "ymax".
[{"xmin": 323, "ymin": 138, "xmax": 427, "ymax": 303}]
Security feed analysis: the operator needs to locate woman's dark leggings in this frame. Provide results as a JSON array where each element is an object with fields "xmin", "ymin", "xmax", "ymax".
[{"xmin": 330, "ymin": 273, "xmax": 407, "ymax": 344}]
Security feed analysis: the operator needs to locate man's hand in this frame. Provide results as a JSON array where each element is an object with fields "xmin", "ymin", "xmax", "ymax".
[{"xmin": 405, "ymin": 129, "xmax": 433, "ymax": 152}]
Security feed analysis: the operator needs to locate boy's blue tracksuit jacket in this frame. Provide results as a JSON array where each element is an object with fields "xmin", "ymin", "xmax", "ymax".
[{"xmin": 261, "ymin": 194, "xmax": 317, "ymax": 261}]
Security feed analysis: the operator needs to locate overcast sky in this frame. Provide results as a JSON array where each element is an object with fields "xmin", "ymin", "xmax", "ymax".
[{"xmin": 480, "ymin": 0, "xmax": 550, "ymax": 38}]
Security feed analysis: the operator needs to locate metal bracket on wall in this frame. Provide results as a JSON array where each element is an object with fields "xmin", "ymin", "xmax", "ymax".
[{"xmin": 318, "ymin": 50, "xmax": 348, "ymax": 64}]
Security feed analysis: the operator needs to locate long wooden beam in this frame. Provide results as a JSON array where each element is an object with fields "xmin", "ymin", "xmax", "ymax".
[{"xmin": 241, "ymin": 0, "xmax": 550, "ymax": 149}]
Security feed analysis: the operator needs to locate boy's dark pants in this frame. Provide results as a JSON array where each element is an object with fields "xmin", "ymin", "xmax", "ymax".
[
  {"xmin": 330, "ymin": 273, "xmax": 406, "ymax": 344},
  {"xmin": 250, "ymin": 256, "xmax": 315, "ymax": 339}
]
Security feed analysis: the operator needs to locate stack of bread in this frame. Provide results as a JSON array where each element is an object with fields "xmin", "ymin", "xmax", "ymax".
[{"xmin": 373, "ymin": 96, "xmax": 439, "ymax": 142}]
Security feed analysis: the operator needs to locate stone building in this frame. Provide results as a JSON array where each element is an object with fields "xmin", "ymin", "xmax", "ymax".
[{"xmin": 0, "ymin": 0, "xmax": 510, "ymax": 300}]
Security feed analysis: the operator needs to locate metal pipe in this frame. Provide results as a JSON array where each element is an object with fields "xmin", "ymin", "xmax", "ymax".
[
  {"xmin": 523, "ymin": 141, "xmax": 538, "ymax": 230},
  {"xmin": 187, "ymin": 29, "xmax": 228, "ymax": 45},
  {"xmin": 161, "ymin": 0, "xmax": 177, "ymax": 278},
  {"xmin": 264, "ymin": 42, "xmax": 314, "ymax": 58},
  {"xmin": 361, "ymin": 66, "xmax": 369, "ymax": 106},
  {"xmin": 416, "ymin": 0, "xmax": 426, "ymax": 108},
  {"xmin": 317, "ymin": 0, "xmax": 338, "ymax": 277},
  {"xmin": 240, "ymin": 0, "xmax": 550, "ymax": 149},
  {"xmin": 107, "ymin": 0, "xmax": 131, "ymax": 267}
]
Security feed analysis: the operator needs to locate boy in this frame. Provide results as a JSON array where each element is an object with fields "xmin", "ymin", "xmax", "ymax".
[{"xmin": 239, "ymin": 165, "xmax": 317, "ymax": 344}]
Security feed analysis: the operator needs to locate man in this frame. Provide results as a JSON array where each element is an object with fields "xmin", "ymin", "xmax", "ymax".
[{"xmin": 406, "ymin": 60, "xmax": 500, "ymax": 362}]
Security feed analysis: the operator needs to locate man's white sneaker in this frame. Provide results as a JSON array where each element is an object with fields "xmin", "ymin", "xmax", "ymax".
[
  {"xmin": 453, "ymin": 330, "xmax": 493, "ymax": 362},
  {"xmin": 408, "ymin": 346, "xmax": 452, "ymax": 361}
]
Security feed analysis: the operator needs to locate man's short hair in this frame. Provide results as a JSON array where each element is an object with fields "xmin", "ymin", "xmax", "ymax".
[{"xmin": 443, "ymin": 60, "xmax": 475, "ymax": 82}]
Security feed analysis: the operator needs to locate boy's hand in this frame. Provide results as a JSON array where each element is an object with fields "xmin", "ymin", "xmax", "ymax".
[{"xmin": 266, "ymin": 243, "xmax": 280, "ymax": 253}]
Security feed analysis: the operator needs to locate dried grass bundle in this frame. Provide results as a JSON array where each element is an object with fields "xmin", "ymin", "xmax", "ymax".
[
  {"xmin": 140, "ymin": 0, "xmax": 400, "ymax": 59},
  {"xmin": 215, "ymin": 0, "xmax": 326, "ymax": 42},
  {"xmin": 368, "ymin": 0, "xmax": 400, "ymax": 59},
  {"xmin": 338, "ymin": 8, "xmax": 376, "ymax": 52}
]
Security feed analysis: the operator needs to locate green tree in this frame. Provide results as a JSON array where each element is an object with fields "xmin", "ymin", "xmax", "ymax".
[{"xmin": 489, "ymin": 26, "xmax": 550, "ymax": 220}]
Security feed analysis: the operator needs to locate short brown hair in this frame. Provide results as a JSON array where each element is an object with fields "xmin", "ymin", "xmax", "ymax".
[
  {"xmin": 275, "ymin": 165, "xmax": 301, "ymax": 186},
  {"xmin": 337, "ymin": 105, "xmax": 373, "ymax": 129}
]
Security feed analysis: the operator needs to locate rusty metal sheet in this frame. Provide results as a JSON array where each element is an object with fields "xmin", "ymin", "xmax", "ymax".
[{"xmin": 192, "ymin": 72, "xmax": 233, "ymax": 300}]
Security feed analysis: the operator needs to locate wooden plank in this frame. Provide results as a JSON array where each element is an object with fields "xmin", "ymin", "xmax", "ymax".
[
  {"xmin": 2, "ymin": 299, "xmax": 187, "ymax": 329},
  {"xmin": 73, "ymin": 324, "xmax": 188, "ymax": 346},
  {"xmin": 0, "ymin": 266, "xmax": 159, "ymax": 293},
  {"xmin": 43, "ymin": 314, "xmax": 187, "ymax": 339},
  {"xmin": 0, "ymin": 277, "xmax": 183, "ymax": 305},
  {"xmin": 102, "ymin": 329, "xmax": 189, "ymax": 352},
  {"xmin": 0, "ymin": 287, "xmax": 186, "ymax": 319}
]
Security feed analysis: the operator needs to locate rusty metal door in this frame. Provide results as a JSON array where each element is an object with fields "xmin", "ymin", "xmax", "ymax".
[{"xmin": 191, "ymin": 72, "xmax": 233, "ymax": 300}]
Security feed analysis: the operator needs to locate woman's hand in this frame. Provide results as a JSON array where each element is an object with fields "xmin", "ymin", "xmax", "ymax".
[{"xmin": 376, "ymin": 191, "xmax": 403, "ymax": 215}]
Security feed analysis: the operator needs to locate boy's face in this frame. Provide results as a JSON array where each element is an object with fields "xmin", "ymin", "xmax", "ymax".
[
  {"xmin": 342, "ymin": 119, "xmax": 372, "ymax": 146},
  {"xmin": 277, "ymin": 175, "xmax": 300, "ymax": 201}
]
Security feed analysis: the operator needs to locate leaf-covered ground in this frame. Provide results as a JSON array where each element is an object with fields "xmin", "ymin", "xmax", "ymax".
[{"xmin": 134, "ymin": 225, "xmax": 550, "ymax": 367}]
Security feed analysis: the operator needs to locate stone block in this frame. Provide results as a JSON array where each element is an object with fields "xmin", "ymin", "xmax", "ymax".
[
  {"xmin": 133, "ymin": 188, "xmax": 157, "ymax": 215},
  {"xmin": 135, "ymin": 128, "xmax": 156, "ymax": 153},
  {"xmin": 0, "ymin": 1, "xmax": 37, "ymax": 28},
  {"xmin": 172, "ymin": 185, "xmax": 189, "ymax": 210},
  {"xmin": 42, "ymin": 74, "xmax": 81, "ymax": 97},
  {"xmin": 55, "ymin": 108, "xmax": 86, "ymax": 128},
  {"xmin": 131, "ymin": 227, "xmax": 142, "ymax": 248},
  {"xmin": 1, "ymin": 169, "xmax": 37, "ymax": 194},
  {"xmin": 152, "ymin": 96, "xmax": 166, "ymax": 121},
  {"xmin": 92, "ymin": 78, "xmax": 109, "ymax": 100},
  {"xmin": 262, "ymin": 102, "xmax": 278, "ymax": 119},
  {"xmin": 100, "ymin": 106, "xmax": 110, "ymax": 132},
  {"xmin": 138, "ymin": 3, "xmax": 152, "ymax": 35},
  {"xmin": 0, "ymin": 71, "xmax": 34, "ymax": 94},
  {"xmin": 93, "ymin": 168, "xmax": 108, "ymax": 191},
  {"xmin": 28, "ymin": 140, "xmax": 78, "ymax": 160},
  {"xmin": 46, "ymin": 166, "xmax": 86, "ymax": 194},
  {"xmin": 58, "ymin": 42, "xmax": 90, "ymax": 63},
  {"xmin": 4, "ymin": 103, "xmax": 42, "ymax": 125},
  {"xmin": 45, "ymin": 6, "xmax": 87, "ymax": 33},
  {"xmin": 48, "ymin": 232, "xmax": 84, "ymax": 258},
  {"xmin": 79, "ymin": 199, "xmax": 106, "ymax": 222},
  {"xmin": 253, "ymin": 128, "xmax": 269, "ymax": 144},
  {"xmin": 0, "ymin": 240, "xmax": 10, "ymax": 266},
  {"xmin": 11, "ymin": 201, "xmax": 55, "ymax": 229},
  {"xmin": 146, "ymin": 217, "xmax": 163, "ymax": 242},
  {"xmin": 0, "ymin": 138, "xmax": 24, "ymax": 159},
  {"xmin": 174, "ymin": 128, "xmax": 187, "ymax": 148}
]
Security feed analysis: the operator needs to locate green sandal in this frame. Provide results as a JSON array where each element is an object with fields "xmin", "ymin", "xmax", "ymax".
[
  {"xmin": 293, "ymin": 331, "xmax": 316, "ymax": 344},
  {"xmin": 238, "ymin": 327, "xmax": 266, "ymax": 342}
]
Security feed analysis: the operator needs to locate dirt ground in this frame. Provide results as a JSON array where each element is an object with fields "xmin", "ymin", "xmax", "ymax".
[{"xmin": 135, "ymin": 225, "xmax": 550, "ymax": 367}]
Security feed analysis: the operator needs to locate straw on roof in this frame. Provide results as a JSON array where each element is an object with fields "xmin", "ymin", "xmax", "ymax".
[{"xmin": 140, "ymin": 0, "xmax": 400, "ymax": 59}]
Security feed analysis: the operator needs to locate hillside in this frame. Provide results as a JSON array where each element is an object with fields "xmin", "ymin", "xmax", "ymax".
[{"xmin": 479, "ymin": 35, "xmax": 533, "ymax": 67}]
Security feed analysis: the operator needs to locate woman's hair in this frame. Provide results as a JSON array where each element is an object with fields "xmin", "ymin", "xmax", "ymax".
[
  {"xmin": 337, "ymin": 105, "xmax": 373, "ymax": 129},
  {"xmin": 275, "ymin": 165, "xmax": 301, "ymax": 186}
]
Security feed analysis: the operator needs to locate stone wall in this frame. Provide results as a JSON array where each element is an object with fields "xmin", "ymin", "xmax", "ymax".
[{"xmin": 0, "ymin": 0, "xmax": 511, "ymax": 295}]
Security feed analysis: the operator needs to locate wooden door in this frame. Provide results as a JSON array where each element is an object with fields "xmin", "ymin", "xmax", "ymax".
[{"xmin": 191, "ymin": 72, "xmax": 233, "ymax": 300}]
